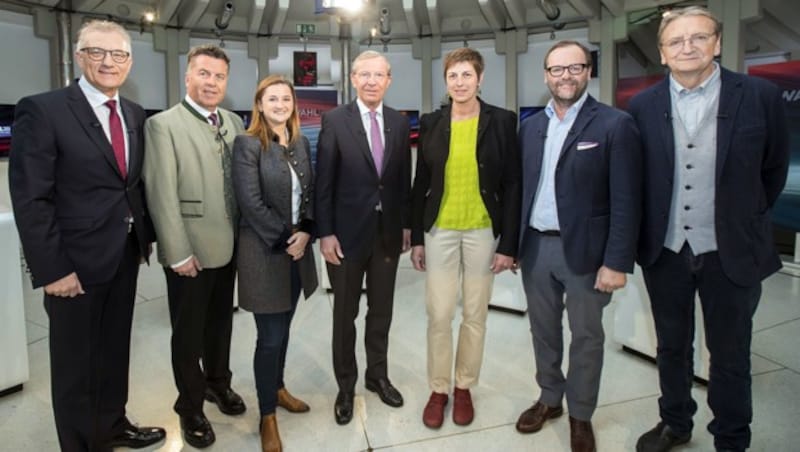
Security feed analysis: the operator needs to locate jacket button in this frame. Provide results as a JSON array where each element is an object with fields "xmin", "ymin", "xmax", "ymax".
[{"xmin": 299, "ymin": 172, "xmax": 304, "ymax": 177}]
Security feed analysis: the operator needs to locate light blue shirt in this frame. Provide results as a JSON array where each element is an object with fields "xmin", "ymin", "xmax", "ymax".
[
  {"xmin": 669, "ymin": 62, "xmax": 721, "ymax": 137},
  {"xmin": 530, "ymin": 91, "xmax": 589, "ymax": 231}
]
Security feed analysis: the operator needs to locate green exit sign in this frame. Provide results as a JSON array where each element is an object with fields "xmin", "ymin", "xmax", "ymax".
[{"xmin": 297, "ymin": 24, "xmax": 316, "ymax": 34}]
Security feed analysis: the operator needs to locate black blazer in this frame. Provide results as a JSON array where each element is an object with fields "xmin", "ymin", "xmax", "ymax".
[
  {"xmin": 9, "ymin": 83, "xmax": 154, "ymax": 287},
  {"xmin": 315, "ymin": 101, "xmax": 411, "ymax": 258},
  {"xmin": 629, "ymin": 68, "xmax": 789, "ymax": 286},
  {"xmin": 411, "ymin": 100, "xmax": 521, "ymax": 257},
  {"xmin": 518, "ymin": 95, "xmax": 641, "ymax": 275}
]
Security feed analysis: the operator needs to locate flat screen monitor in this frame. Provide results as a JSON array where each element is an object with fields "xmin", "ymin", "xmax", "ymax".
[{"xmin": 0, "ymin": 104, "xmax": 14, "ymax": 159}]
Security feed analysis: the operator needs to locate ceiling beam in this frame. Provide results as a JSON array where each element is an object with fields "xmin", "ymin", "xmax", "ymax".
[
  {"xmin": 566, "ymin": 0, "xmax": 600, "ymax": 19},
  {"xmin": 478, "ymin": 0, "xmax": 505, "ymax": 32},
  {"xmin": 268, "ymin": 0, "xmax": 289, "ymax": 35},
  {"xmin": 179, "ymin": 0, "xmax": 210, "ymax": 29},
  {"xmin": 157, "ymin": 0, "xmax": 182, "ymax": 25},
  {"xmin": 502, "ymin": 0, "xmax": 526, "ymax": 28},
  {"xmin": 402, "ymin": 0, "xmax": 419, "ymax": 37},
  {"xmin": 426, "ymin": 0, "xmax": 440, "ymax": 36},
  {"xmin": 71, "ymin": 0, "xmax": 103, "ymax": 11},
  {"xmin": 249, "ymin": 0, "xmax": 267, "ymax": 34},
  {"xmin": 600, "ymin": 0, "xmax": 624, "ymax": 17}
]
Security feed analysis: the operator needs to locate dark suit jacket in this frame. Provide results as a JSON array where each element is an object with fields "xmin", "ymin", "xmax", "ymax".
[
  {"xmin": 233, "ymin": 134, "xmax": 318, "ymax": 313},
  {"xmin": 315, "ymin": 101, "xmax": 411, "ymax": 258},
  {"xmin": 411, "ymin": 100, "xmax": 521, "ymax": 257},
  {"xmin": 518, "ymin": 95, "xmax": 641, "ymax": 275},
  {"xmin": 9, "ymin": 83, "xmax": 153, "ymax": 288},
  {"xmin": 629, "ymin": 68, "xmax": 789, "ymax": 286}
]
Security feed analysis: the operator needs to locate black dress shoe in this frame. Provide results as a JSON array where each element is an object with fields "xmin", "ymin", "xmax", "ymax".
[
  {"xmin": 106, "ymin": 424, "xmax": 166, "ymax": 449},
  {"xmin": 335, "ymin": 391, "xmax": 354, "ymax": 425},
  {"xmin": 180, "ymin": 413, "xmax": 215, "ymax": 449},
  {"xmin": 365, "ymin": 378, "xmax": 403, "ymax": 407},
  {"xmin": 205, "ymin": 386, "xmax": 246, "ymax": 415},
  {"xmin": 636, "ymin": 422, "xmax": 691, "ymax": 452}
]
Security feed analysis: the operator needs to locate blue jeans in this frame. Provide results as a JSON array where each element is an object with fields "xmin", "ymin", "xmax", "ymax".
[{"xmin": 253, "ymin": 263, "xmax": 301, "ymax": 416}]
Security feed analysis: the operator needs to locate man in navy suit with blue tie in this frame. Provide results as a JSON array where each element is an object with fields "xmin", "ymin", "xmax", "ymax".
[
  {"xmin": 630, "ymin": 7, "xmax": 789, "ymax": 452},
  {"xmin": 515, "ymin": 40, "xmax": 641, "ymax": 452}
]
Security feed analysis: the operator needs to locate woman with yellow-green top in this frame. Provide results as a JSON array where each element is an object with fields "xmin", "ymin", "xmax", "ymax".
[{"xmin": 410, "ymin": 47, "xmax": 521, "ymax": 430}]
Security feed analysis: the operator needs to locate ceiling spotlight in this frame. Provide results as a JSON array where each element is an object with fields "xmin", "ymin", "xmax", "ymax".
[
  {"xmin": 370, "ymin": 26, "xmax": 378, "ymax": 37},
  {"xmin": 379, "ymin": 7, "xmax": 391, "ymax": 35},
  {"xmin": 322, "ymin": 0, "xmax": 367, "ymax": 13},
  {"xmin": 215, "ymin": 2, "xmax": 235, "ymax": 30},
  {"xmin": 142, "ymin": 10, "xmax": 155, "ymax": 23}
]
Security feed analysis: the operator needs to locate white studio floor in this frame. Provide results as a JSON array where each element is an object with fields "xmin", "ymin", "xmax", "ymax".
[{"xmin": 2, "ymin": 247, "xmax": 800, "ymax": 452}]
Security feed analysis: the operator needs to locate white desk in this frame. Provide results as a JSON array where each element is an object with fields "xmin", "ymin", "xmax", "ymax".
[
  {"xmin": 612, "ymin": 265, "xmax": 710, "ymax": 381},
  {"xmin": 0, "ymin": 208, "xmax": 29, "ymax": 395}
]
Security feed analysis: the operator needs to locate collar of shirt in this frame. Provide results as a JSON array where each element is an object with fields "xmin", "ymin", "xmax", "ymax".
[
  {"xmin": 544, "ymin": 90, "xmax": 589, "ymax": 122},
  {"xmin": 670, "ymin": 62, "xmax": 720, "ymax": 97},
  {"xmin": 78, "ymin": 76, "xmax": 120, "ymax": 108},
  {"xmin": 184, "ymin": 94, "xmax": 218, "ymax": 121},
  {"xmin": 356, "ymin": 98, "xmax": 383, "ymax": 118}
]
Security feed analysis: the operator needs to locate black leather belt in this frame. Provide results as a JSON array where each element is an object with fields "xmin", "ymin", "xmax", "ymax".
[{"xmin": 530, "ymin": 227, "xmax": 560, "ymax": 236}]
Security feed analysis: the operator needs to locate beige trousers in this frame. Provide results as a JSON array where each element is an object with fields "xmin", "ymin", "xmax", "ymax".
[{"xmin": 425, "ymin": 227, "xmax": 497, "ymax": 394}]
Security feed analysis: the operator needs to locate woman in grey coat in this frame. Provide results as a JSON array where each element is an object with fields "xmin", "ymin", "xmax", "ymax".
[{"xmin": 232, "ymin": 75, "xmax": 318, "ymax": 452}]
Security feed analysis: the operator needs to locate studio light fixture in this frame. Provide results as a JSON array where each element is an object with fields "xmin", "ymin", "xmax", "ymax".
[
  {"xmin": 215, "ymin": 1, "xmax": 235, "ymax": 30},
  {"xmin": 321, "ymin": 0, "xmax": 369, "ymax": 13}
]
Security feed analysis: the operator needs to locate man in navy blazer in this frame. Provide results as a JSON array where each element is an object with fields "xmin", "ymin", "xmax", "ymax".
[
  {"xmin": 9, "ymin": 20, "xmax": 164, "ymax": 451},
  {"xmin": 515, "ymin": 40, "xmax": 641, "ymax": 452},
  {"xmin": 629, "ymin": 7, "xmax": 789, "ymax": 452},
  {"xmin": 315, "ymin": 50, "xmax": 411, "ymax": 425}
]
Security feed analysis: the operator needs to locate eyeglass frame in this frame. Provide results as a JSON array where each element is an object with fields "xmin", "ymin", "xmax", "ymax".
[
  {"xmin": 545, "ymin": 63, "xmax": 589, "ymax": 77},
  {"xmin": 353, "ymin": 71, "xmax": 389, "ymax": 82},
  {"xmin": 79, "ymin": 47, "xmax": 131, "ymax": 64},
  {"xmin": 660, "ymin": 32, "xmax": 717, "ymax": 53}
]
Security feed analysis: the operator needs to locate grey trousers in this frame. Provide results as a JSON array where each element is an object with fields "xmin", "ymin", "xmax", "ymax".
[{"xmin": 520, "ymin": 230, "xmax": 611, "ymax": 420}]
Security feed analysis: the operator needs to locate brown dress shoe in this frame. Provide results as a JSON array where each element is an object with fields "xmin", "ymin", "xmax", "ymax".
[
  {"xmin": 277, "ymin": 387, "xmax": 310, "ymax": 413},
  {"xmin": 422, "ymin": 392, "xmax": 448, "ymax": 429},
  {"xmin": 569, "ymin": 416, "xmax": 596, "ymax": 452},
  {"xmin": 516, "ymin": 401, "xmax": 564, "ymax": 433},
  {"xmin": 260, "ymin": 414, "xmax": 282, "ymax": 452},
  {"xmin": 452, "ymin": 388, "xmax": 474, "ymax": 426}
]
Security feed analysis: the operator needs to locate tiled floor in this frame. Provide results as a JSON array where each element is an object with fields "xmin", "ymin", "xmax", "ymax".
[{"xmin": 2, "ymin": 251, "xmax": 799, "ymax": 451}]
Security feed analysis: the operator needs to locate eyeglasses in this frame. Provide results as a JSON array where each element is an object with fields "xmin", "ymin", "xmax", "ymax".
[
  {"xmin": 660, "ymin": 33, "xmax": 716, "ymax": 52},
  {"xmin": 545, "ymin": 63, "xmax": 588, "ymax": 77},
  {"xmin": 355, "ymin": 71, "xmax": 388, "ymax": 82},
  {"xmin": 80, "ymin": 47, "xmax": 130, "ymax": 64}
]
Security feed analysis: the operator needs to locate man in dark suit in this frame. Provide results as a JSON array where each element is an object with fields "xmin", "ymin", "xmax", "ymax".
[
  {"xmin": 315, "ymin": 50, "xmax": 411, "ymax": 425},
  {"xmin": 515, "ymin": 40, "xmax": 641, "ymax": 452},
  {"xmin": 630, "ymin": 7, "xmax": 789, "ymax": 452},
  {"xmin": 9, "ymin": 20, "xmax": 165, "ymax": 451}
]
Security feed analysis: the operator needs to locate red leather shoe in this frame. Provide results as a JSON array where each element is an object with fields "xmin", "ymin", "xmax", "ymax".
[
  {"xmin": 452, "ymin": 388, "xmax": 474, "ymax": 426},
  {"xmin": 422, "ymin": 392, "xmax": 448, "ymax": 429}
]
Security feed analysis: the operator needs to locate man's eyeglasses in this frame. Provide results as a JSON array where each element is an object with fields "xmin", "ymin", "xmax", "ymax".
[
  {"xmin": 80, "ymin": 47, "xmax": 131, "ymax": 64},
  {"xmin": 545, "ymin": 63, "xmax": 589, "ymax": 77},
  {"xmin": 660, "ymin": 33, "xmax": 716, "ymax": 52},
  {"xmin": 355, "ymin": 71, "xmax": 388, "ymax": 82}
]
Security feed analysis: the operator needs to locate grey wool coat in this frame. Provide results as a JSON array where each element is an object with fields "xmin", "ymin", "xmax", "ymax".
[{"xmin": 232, "ymin": 133, "xmax": 318, "ymax": 314}]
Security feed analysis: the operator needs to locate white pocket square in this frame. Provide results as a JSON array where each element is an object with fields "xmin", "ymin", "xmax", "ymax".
[{"xmin": 577, "ymin": 141, "xmax": 599, "ymax": 151}]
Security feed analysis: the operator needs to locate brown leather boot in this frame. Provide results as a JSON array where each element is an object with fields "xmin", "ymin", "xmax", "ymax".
[
  {"xmin": 277, "ymin": 387, "xmax": 310, "ymax": 413},
  {"xmin": 259, "ymin": 414, "xmax": 282, "ymax": 452}
]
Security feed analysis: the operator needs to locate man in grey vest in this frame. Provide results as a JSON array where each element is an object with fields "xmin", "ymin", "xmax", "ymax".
[{"xmin": 629, "ymin": 6, "xmax": 789, "ymax": 452}]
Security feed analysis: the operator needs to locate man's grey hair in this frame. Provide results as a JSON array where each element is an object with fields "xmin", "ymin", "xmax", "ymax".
[
  {"xmin": 351, "ymin": 50, "xmax": 391, "ymax": 76},
  {"xmin": 75, "ymin": 20, "xmax": 132, "ymax": 53}
]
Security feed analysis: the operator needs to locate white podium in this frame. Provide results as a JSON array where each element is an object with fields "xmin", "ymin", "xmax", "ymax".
[
  {"xmin": 612, "ymin": 265, "xmax": 710, "ymax": 381},
  {"xmin": 0, "ymin": 208, "xmax": 30, "ymax": 395}
]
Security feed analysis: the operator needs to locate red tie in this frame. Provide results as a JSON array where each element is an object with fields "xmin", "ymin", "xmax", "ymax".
[{"xmin": 105, "ymin": 100, "xmax": 127, "ymax": 179}]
